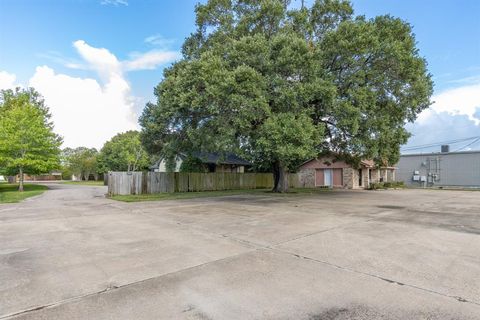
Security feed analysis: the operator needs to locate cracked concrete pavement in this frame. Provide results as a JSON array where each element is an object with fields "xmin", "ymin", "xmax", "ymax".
[{"xmin": 0, "ymin": 183, "xmax": 479, "ymax": 319}]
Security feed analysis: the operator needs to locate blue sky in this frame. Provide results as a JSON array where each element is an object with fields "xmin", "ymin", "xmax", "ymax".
[{"xmin": 0, "ymin": 0, "xmax": 479, "ymax": 151}]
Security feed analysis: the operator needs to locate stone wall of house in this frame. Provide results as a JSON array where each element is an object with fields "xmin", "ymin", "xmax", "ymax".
[
  {"xmin": 297, "ymin": 169, "xmax": 315, "ymax": 188},
  {"xmin": 343, "ymin": 167, "xmax": 354, "ymax": 189},
  {"xmin": 388, "ymin": 169, "xmax": 395, "ymax": 181},
  {"xmin": 380, "ymin": 169, "xmax": 387, "ymax": 182},
  {"xmin": 370, "ymin": 169, "xmax": 380, "ymax": 183},
  {"xmin": 344, "ymin": 168, "xmax": 376, "ymax": 189},
  {"xmin": 362, "ymin": 169, "xmax": 370, "ymax": 188}
]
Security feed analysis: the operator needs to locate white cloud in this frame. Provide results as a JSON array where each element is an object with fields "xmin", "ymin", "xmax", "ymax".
[
  {"xmin": 447, "ymin": 75, "xmax": 480, "ymax": 85},
  {"xmin": 1, "ymin": 40, "xmax": 178, "ymax": 149},
  {"xmin": 144, "ymin": 34, "xmax": 175, "ymax": 48},
  {"xmin": 37, "ymin": 51, "xmax": 86, "ymax": 70},
  {"xmin": 60, "ymin": 41, "xmax": 178, "ymax": 73},
  {"xmin": 417, "ymin": 82, "xmax": 480, "ymax": 125},
  {"xmin": 100, "ymin": 0, "xmax": 128, "ymax": 6},
  {"xmin": 405, "ymin": 79, "xmax": 480, "ymax": 152},
  {"xmin": 0, "ymin": 71, "xmax": 18, "ymax": 90},
  {"xmin": 124, "ymin": 50, "xmax": 179, "ymax": 71},
  {"xmin": 29, "ymin": 66, "xmax": 138, "ymax": 149},
  {"xmin": 28, "ymin": 40, "xmax": 143, "ymax": 148},
  {"xmin": 405, "ymin": 112, "xmax": 480, "ymax": 153},
  {"xmin": 73, "ymin": 40, "xmax": 123, "ymax": 82}
]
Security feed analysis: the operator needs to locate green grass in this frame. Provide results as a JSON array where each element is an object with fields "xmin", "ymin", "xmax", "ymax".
[
  {"xmin": 0, "ymin": 184, "xmax": 48, "ymax": 203},
  {"xmin": 60, "ymin": 180, "xmax": 105, "ymax": 186},
  {"xmin": 110, "ymin": 187, "xmax": 331, "ymax": 202}
]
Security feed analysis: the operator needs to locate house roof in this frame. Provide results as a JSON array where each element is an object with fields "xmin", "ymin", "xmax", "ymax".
[
  {"xmin": 188, "ymin": 152, "xmax": 252, "ymax": 166},
  {"xmin": 360, "ymin": 159, "xmax": 375, "ymax": 168},
  {"xmin": 150, "ymin": 152, "xmax": 251, "ymax": 169},
  {"xmin": 300, "ymin": 155, "xmax": 391, "ymax": 169}
]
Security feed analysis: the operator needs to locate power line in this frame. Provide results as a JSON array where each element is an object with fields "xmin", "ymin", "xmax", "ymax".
[
  {"xmin": 453, "ymin": 137, "xmax": 480, "ymax": 152},
  {"xmin": 401, "ymin": 135, "xmax": 480, "ymax": 151},
  {"xmin": 403, "ymin": 136, "xmax": 479, "ymax": 149}
]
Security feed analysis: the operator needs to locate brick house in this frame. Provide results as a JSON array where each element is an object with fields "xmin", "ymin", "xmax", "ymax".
[{"xmin": 297, "ymin": 155, "xmax": 396, "ymax": 189}]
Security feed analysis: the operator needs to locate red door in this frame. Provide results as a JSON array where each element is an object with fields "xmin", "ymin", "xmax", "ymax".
[
  {"xmin": 315, "ymin": 169, "xmax": 324, "ymax": 186},
  {"xmin": 332, "ymin": 169, "xmax": 343, "ymax": 186}
]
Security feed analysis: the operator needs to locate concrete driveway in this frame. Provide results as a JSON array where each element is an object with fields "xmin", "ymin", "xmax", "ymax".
[{"xmin": 0, "ymin": 184, "xmax": 479, "ymax": 319}]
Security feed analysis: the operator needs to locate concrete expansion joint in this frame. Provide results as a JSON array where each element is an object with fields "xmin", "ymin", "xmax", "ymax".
[
  {"xmin": 270, "ymin": 248, "xmax": 480, "ymax": 308},
  {"xmin": 0, "ymin": 250, "xmax": 257, "ymax": 320},
  {"xmin": 220, "ymin": 234, "xmax": 262, "ymax": 248},
  {"xmin": 270, "ymin": 217, "xmax": 379, "ymax": 247}
]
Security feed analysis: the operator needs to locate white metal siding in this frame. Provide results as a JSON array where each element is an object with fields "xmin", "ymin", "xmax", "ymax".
[{"xmin": 397, "ymin": 151, "xmax": 480, "ymax": 187}]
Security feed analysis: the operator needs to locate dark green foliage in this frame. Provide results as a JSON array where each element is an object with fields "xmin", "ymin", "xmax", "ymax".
[
  {"xmin": 164, "ymin": 155, "xmax": 178, "ymax": 172},
  {"xmin": 98, "ymin": 131, "xmax": 150, "ymax": 172},
  {"xmin": 179, "ymin": 155, "xmax": 205, "ymax": 172},
  {"xmin": 140, "ymin": 0, "xmax": 433, "ymax": 192},
  {"xmin": 62, "ymin": 147, "xmax": 99, "ymax": 180}
]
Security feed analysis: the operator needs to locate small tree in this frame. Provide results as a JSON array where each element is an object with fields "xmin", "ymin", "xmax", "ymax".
[
  {"xmin": 98, "ymin": 131, "xmax": 150, "ymax": 172},
  {"xmin": 63, "ymin": 147, "xmax": 99, "ymax": 181},
  {"xmin": 0, "ymin": 88, "xmax": 62, "ymax": 191}
]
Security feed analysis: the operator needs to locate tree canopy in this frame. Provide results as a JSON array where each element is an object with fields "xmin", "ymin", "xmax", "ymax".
[
  {"xmin": 140, "ymin": 0, "xmax": 433, "ymax": 192},
  {"xmin": 98, "ymin": 131, "xmax": 150, "ymax": 172},
  {"xmin": 0, "ymin": 88, "xmax": 62, "ymax": 191},
  {"xmin": 62, "ymin": 147, "xmax": 99, "ymax": 181}
]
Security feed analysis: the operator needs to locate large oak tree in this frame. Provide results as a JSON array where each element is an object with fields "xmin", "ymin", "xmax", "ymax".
[{"xmin": 140, "ymin": 0, "xmax": 433, "ymax": 192}]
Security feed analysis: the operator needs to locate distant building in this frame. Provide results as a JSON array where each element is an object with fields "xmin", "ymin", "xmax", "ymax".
[
  {"xmin": 8, "ymin": 171, "xmax": 62, "ymax": 182},
  {"xmin": 396, "ymin": 148, "xmax": 480, "ymax": 187},
  {"xmin": 150, "ymin": 152, "xmax": 251, "ymax": 173},
  {"xmin": 298, "ymin": 155, "xmax": 396, "ymax": 189}
]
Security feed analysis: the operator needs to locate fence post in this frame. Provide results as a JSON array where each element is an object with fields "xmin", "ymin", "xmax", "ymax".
[
  {"xmin": 174, "ymin": 172, "xmax": 179, "ymax": 192},
  {"xmin": 142, "ymin": 172, "xmax": 148, "ymax": 194}
]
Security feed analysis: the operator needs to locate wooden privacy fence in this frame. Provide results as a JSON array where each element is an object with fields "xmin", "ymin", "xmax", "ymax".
[{"xmin": 107, "ymin": 171, "xmax": 299, "ymax": 195}]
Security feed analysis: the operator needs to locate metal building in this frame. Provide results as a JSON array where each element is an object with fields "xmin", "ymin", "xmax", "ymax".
[{"xmin": 396, "ymin": 149, "xmax": 480, "ymax": 187}]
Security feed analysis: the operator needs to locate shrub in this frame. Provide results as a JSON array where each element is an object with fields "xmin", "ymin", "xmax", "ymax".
[
  {"xmin": 370, "ymin": 181, "xmax": 405, "ymax": 190},
  {"xmin": 391, "ymin": 181, "xmax": 405, "ymax": 188},
  {"xmin": 369, "ymin": 182, "xmax": 385, "ymax": 190},
  {"xmin": 179, "ymin": 156, "xmax": 205, "ymax": 172},
  {"xmin": 61, "ymin": 168, "xmax": 73, "ymax": 180}
]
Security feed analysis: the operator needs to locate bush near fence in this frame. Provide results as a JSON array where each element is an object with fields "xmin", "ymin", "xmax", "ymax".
[{"xmin": 107, "ymin": 171, "xmax": 299, "ymax": 195}]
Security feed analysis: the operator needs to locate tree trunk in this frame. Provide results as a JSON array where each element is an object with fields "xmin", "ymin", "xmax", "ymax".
[
  {"xmin": 18, "ymin": 167, "xmax": 24, "ymax": 192},
  {"xmin": 272, "ymin": 161, "xmax": 289, "ymax": 193}
]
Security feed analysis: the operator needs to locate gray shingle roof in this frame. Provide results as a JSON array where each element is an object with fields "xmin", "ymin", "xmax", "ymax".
[
  {"xmin": 189, "ymin": 152, "xmax": 251, "ymax": 166},
  {"xmin": 150, "ymin": 152, "xmax": 251, "ymax": 169}
]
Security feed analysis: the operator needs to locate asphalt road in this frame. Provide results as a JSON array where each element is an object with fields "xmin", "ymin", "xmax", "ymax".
[{"xmin": 1, "ymin": 183, "xmax": 479, "ymax": 319}]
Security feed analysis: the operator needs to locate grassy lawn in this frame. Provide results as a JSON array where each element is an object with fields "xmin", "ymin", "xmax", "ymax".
[
  {"xmin": 0, "ymin": 183, "xmax": 48, "ymax": 203},
  {"xmin": 110, "ymin": 187, "xmax": 330, "ymax": 202},
  {"xmin": 60, "ymin": 180, "xmax": 105, "ymax": 186}
]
